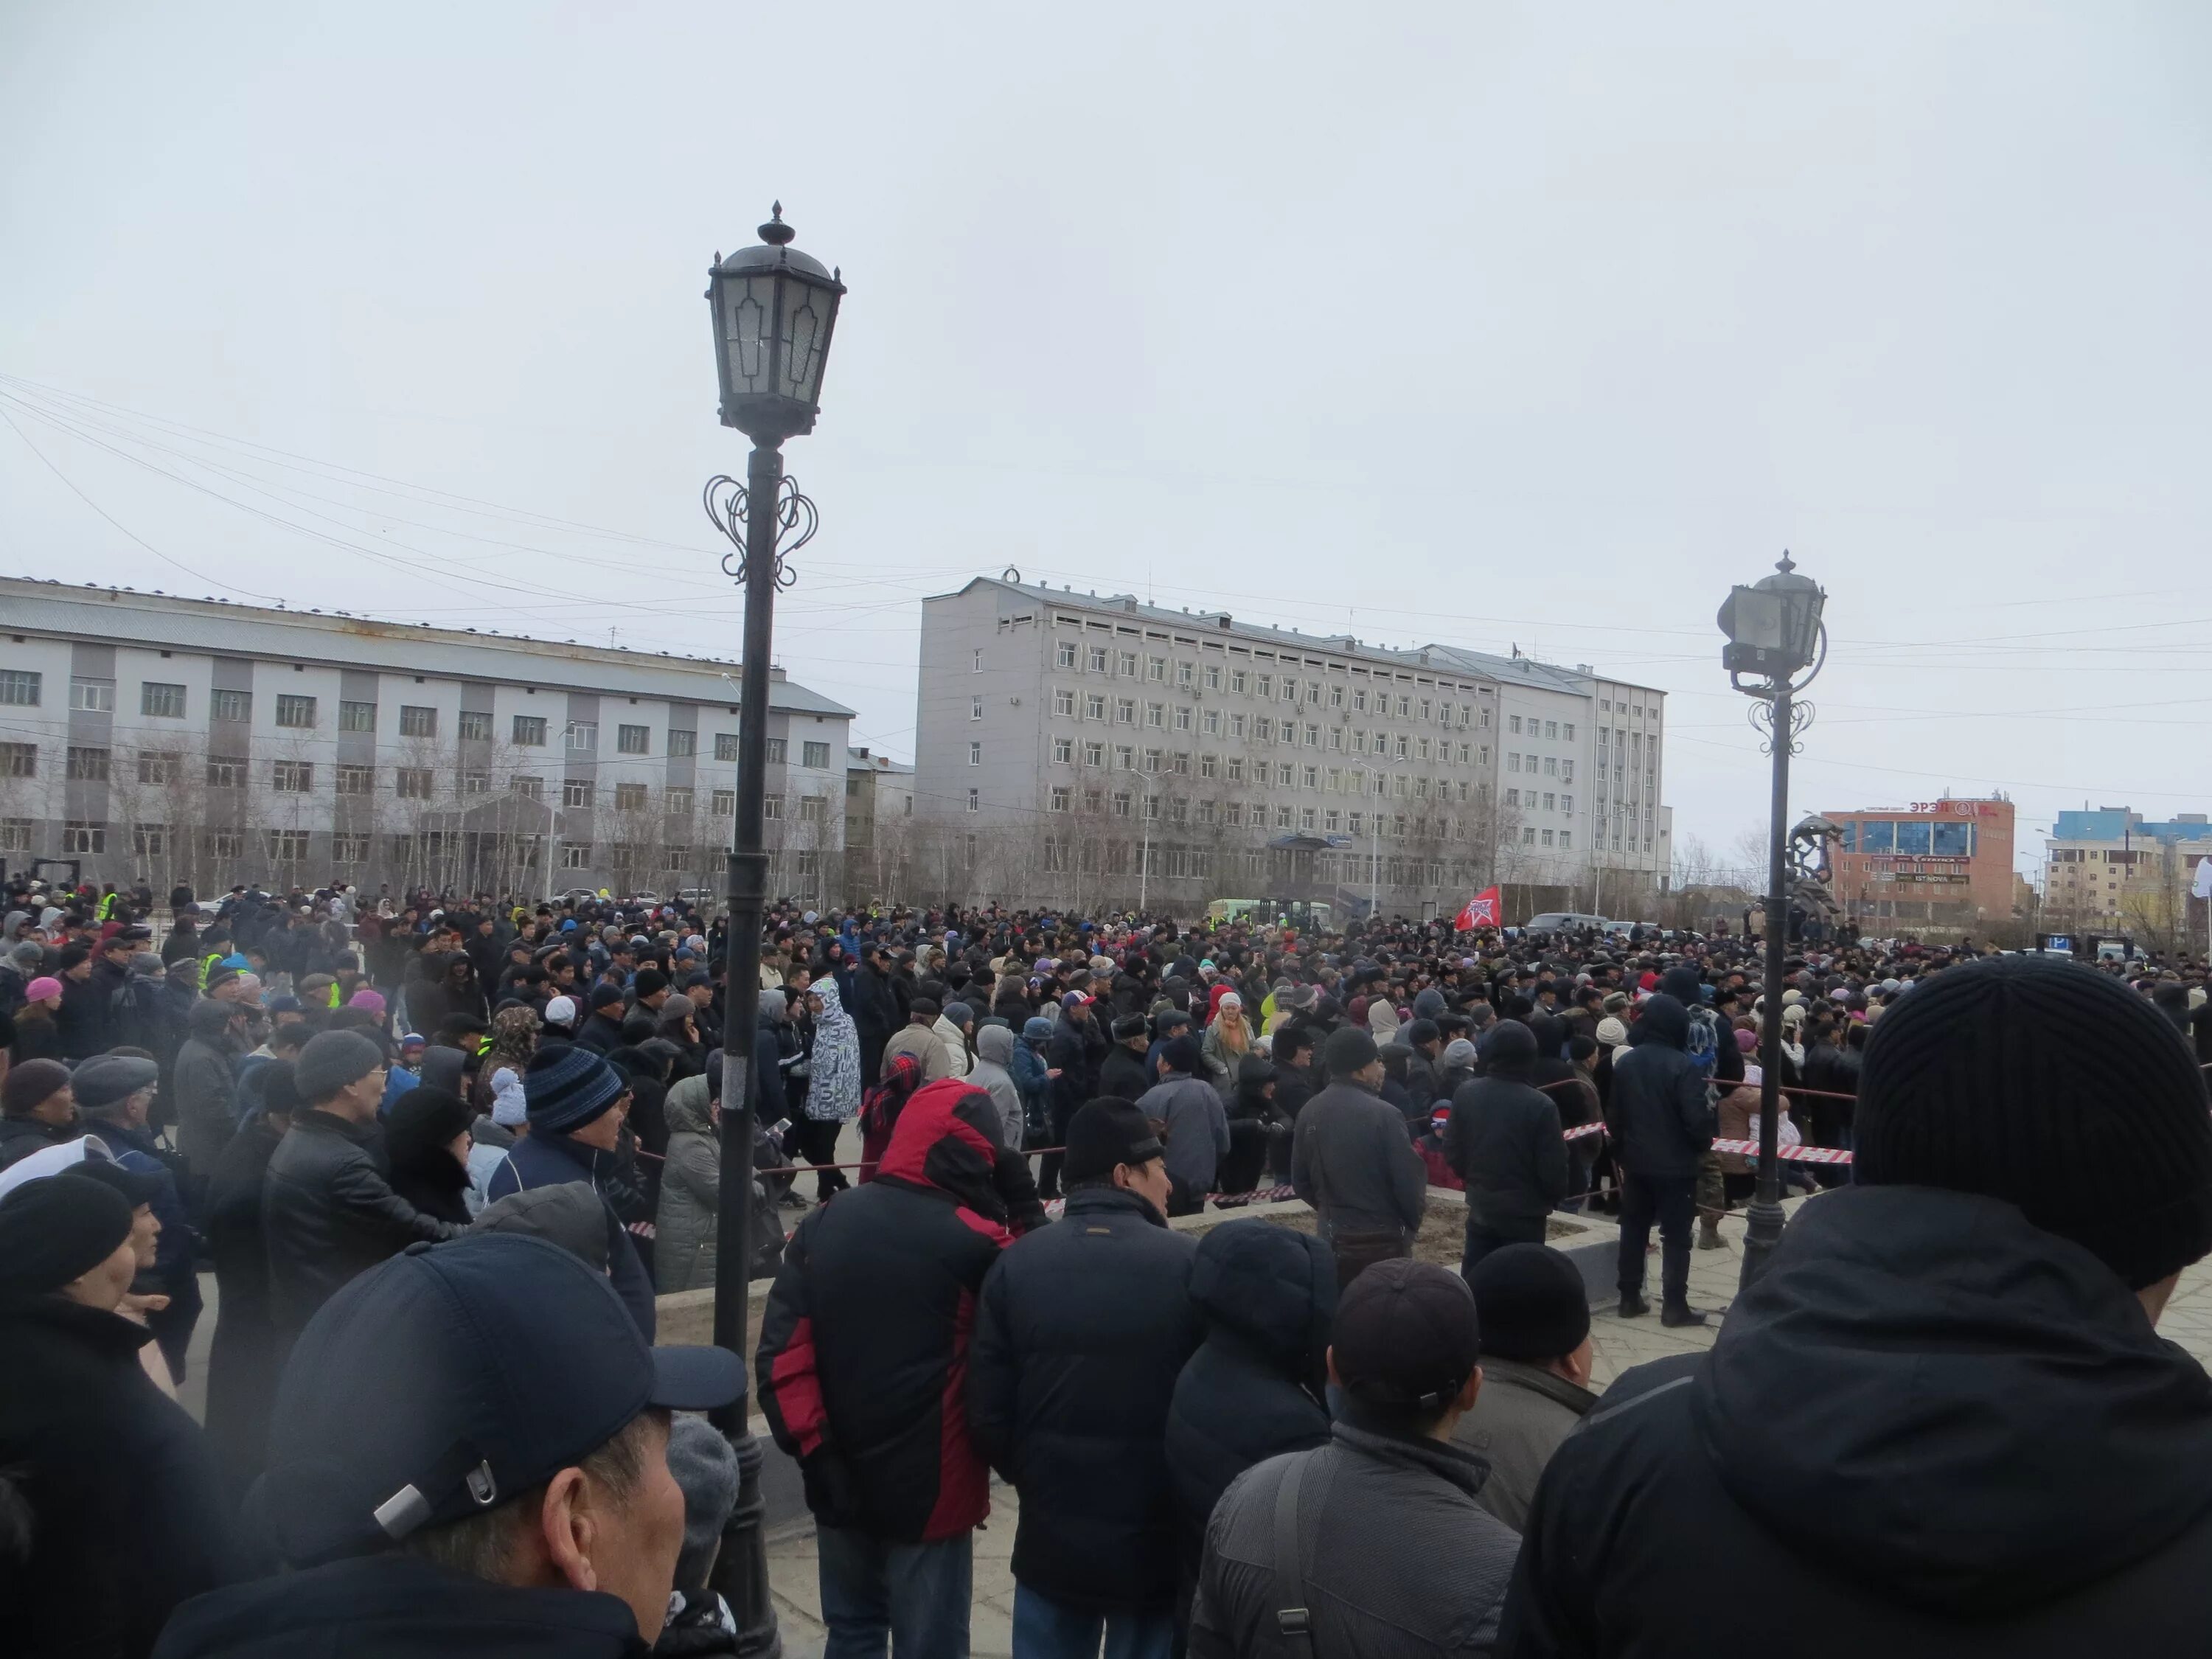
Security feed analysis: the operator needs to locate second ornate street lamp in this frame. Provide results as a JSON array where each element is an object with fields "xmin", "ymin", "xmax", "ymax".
[
  {"xmin": 701, "ymin": 204, "xmax": 845, "ymax": 1659},
  {"xmin": 1717, "ymin": 552, "xmax": 1826, "ymax": 1292}
]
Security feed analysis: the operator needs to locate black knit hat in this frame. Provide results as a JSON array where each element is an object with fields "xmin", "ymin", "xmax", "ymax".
[
  {"xmin": 0, "ymin": 1175, "xmax": 134, "ymax": 1295},
  {"xmin": 1855, "ymin": 956, "xmax": 2212, "ymax": 1290},
  {"xmin": 1062, "ymin": 1098, "xmax": 1164, "ymax": 1185},
  {"xmin": 1324, "ymin": 1026, "xmax": 1380, "ymax": 1078},
  {"xmin": 1470, "ymin": 1243, "xmax": 1590, "ymax": 1363}
]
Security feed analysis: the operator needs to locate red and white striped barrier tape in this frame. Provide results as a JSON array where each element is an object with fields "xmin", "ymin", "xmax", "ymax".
[{"xmin": 1708, "ymin": 1138, "xmax": 1854, "ymax": 1164}]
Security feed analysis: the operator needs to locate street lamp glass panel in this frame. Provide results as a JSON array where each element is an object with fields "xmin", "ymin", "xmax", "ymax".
[
  {"xmin": 779, "ymin": 287, "xmax": 830, "ymax": 404},
  {"xmin": 1729, "ymin": 588, "xmax": 1785, "ymax": 650},
  {"xmin": 725, "ymin": 276, "xmax": 779, "ymax": 395},
  {"xmin": 1781, "ymin": 585, "xmax": 1826, "ymax": 664}
]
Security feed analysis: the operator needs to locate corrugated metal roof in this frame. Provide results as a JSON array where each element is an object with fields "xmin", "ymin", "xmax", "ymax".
[
  {"xmin": 936, "ymin": 576, "xmax": 1660, "ymax": 695},
  {"xmin": 0, "ymin": 578, "xmax": 855, "ymax": 717}
]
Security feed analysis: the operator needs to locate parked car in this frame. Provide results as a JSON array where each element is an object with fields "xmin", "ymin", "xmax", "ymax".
[{"xmin": 1525, "ymin": 911, "xmax": 1610, "ymax": 933}]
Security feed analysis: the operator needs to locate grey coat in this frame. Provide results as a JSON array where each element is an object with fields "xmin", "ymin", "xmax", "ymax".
[
  {"xmin": 1290, "ymin": 1082, "xmax": 1427, "ymax": 1240},
  {"xmin": 1450, "ymin": 1357, "xmax": 1597, "ymax": 1533},
  {"xmin": 173, "ymin": 1034, "xmax": 240, "ymax": 1177},
  {"xmin": 655, "ymin": 1074, "xmax": 720, "ymax": 1293},
  {"xmin": 1191, "ymin": 1421, "xmax": 1520, "ymax": 1658},
  {"xmin": 1139, "ymin": 1072, "xmax": 1231, "ymax": 1194},
  {"xmin": 969, "ymin": 1026, "xmax": 1024, "ymax": 1151}
]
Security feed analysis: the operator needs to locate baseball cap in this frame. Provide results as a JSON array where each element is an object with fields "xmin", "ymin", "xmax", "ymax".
[
  {"xmin": 251, "ymin": 1233, "xmax": 741, "ymax": 1565},
  {"xmin": 1332, "ymin": 1258, "xmax": 1481, "ymax": 1414}
]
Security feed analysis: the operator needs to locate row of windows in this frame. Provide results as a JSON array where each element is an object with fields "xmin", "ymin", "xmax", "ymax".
[
  {"xmin": 0, "ymin": 735, "xmax": 828, "ymax": 789},
  {"xmin": 1505, "ymin": 752, "xmax": 1575, "ymax": 780},
  {"xmin": 1506, "ymin": 714, "xmax": 1583, "ymax": 741},
  {"xmin": 1036, "ymin": 691, "xmax": 1491, "ymax": 761},
  {"xmin": 1840, "ymin": 820, "xmax": 1977, "ymax": 857},
  {"xmin": 1039, "ymin": 639, "xmax": 1487, "ymax": 726},
  {"xmin": 1503, "ymin": 788, "xmax": 1576, "ymax": 816}
]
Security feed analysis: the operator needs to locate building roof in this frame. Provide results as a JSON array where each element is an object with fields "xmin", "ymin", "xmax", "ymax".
[
  {"xmin": 933, "ymin": 577, "xmax": 1663, "ymax": 697},
  {"xmin": 0, "ymin": 577, "xmax": 855, "ymax": 718},
  {"xmin": 2051, "ymin": 808, "xmax": 2212, "ymax": 844},
  {"xmin": 847, "ymin": 746, "xmax": 914, "ymax": 776}
]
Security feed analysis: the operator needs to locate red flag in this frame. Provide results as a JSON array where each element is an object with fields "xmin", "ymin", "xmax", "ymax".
[{"xmin": 1454, "ymin": 886, "xmax": 1500, "ymax": 931}]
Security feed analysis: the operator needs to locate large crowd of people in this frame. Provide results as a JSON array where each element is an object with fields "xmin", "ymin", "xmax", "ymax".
[{"xmin": 4, "ymin": 868, "xmax": 2212, "ymax": 1658}]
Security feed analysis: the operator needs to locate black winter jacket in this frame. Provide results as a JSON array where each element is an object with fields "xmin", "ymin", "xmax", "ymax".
[
  {"xmin": 1446, "ymin": 1071, "xmax": 1569, "ymax": 1234},
  {"xmin": 1097, "ymin": 1042, "xmax": 1154, "ymax": 1105},
  {"xmin": 0, "ymin": 1295, "xmax": 248, "ymax": 1659},
  {"xmin": 1501, "ymin": 1186, "xmax": 2212, "ymax": 1658},
  {"xmin": 154, "ymin": 1553, "xmax": 647, "ymax": 1659},
  {"xmin": 967, "ymin": 1186, "xmax": 1201, "ymax": 1612},
  {"xmin": 1046, "ymin": 1016, "xmax": 1105, "ymax": 1132},
  {"xmin": 262, "ymin": 1110, "xmax": 466, "ymax": 1339},
  {"xmin": 759, "ymin": 1079, "xmax": 1034, "ymax": 1543},
  {"xmin": 1603, "ymin": 994, "xmax": 1714, "ymax": 1178},
  {"xmin": 1165, "ymin": 1220, "xmax": 1335, "ymax": 1573},
  {"xmin": 202, "ymin": 1116, "xmax": 285, "ymax": 1509}
]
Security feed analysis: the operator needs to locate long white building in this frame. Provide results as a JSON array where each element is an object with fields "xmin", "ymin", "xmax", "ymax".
[
  {"xmin": 909, "ymin": 576, "xmax": 1669, "ymax": 916},
  {"xmin": 0, "ymin": 577, "xmax": 853, "ymax": 901}
]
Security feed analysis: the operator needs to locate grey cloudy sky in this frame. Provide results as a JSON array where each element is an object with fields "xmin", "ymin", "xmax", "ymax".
[{"xmin": 5, "ymin": 2, "xmax": 2210, "ymax": 879}]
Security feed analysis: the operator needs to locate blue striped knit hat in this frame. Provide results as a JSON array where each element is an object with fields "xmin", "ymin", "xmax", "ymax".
[{"xmin": 522, "ymin": 1045, "xmax": 626, "ymax": 1134}]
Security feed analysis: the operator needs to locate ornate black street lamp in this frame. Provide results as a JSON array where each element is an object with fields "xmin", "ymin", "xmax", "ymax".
[
  {"xmin": 701, "ymin": 204, "xmax": 844, "ymax": 1659},
  {"xmin": 1717, "ymin": 552, "xmax": 1826, "ymax": 1291}
]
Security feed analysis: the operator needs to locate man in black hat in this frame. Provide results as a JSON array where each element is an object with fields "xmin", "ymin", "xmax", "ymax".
[
  {"xmin": 1446, "ymin": 1020, "xmax": 1569, "ymax": 1279},
  {"xmin": 1190, "ymin": 1259, "xmax": 1519, "ymax": 1656},
  {"xmin": 1290, "ymin": 1028, "xmax": 1428, "ymax": 1289},
  {"xmin": 1452, "ymin": 1243, "xmax": 1596, "ymax": 1531},
  {"xmin": 1099, "ymin": 1012, "xmax": 1155, "ymax": 1102},
  {"xmin": 1503, "ymin": 956, "xmax": 2212, "ymax": 1655},
  {"xmin": 967, "ymin": 1100, "xmax": 1200, "ymax": 1658},
  {"xmin": 156, "ymin": 1233, "xmax": 742, "ymax": 1658}
]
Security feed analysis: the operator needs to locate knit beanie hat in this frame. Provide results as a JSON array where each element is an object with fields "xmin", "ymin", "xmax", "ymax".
[
  {"xmin": 523, "ymin": 1045, "xmax": 627, "ymax": 1135},
  {"xmin": 1855, "ymin": 956, "xmax": 2212, "ymax": 1290},
  {"xmin": 0, "ymin": 1175, "xmax": 134, "ymax": 1295},
  {"xmin": 295, "ymin": 1031, "xmax": 387, "ymax": 1104},
  {"xmin": 2, "ymin": 1059, "xmax": 74, "ymax": 1119},
  {"xmin": 1470, "ymin": 1243, "xmax": 1591, "ymax": 1363},
  {"xmin": 1441, "ymin": 1037, "xmax": 1479, "ymax": 1069},
  {"xmin": 1324, "ymin": 1026, "xmax": 1380, "ymax": 1078},
  {"xmin": 665, "ymin": 1415, "xmax": 741, "ymax": 1592},
  {"xmin": 1062, "ymin": 1098, "xmax": 1164, "ymax": 1185},
  {"xmin": 1161, "ymin": 1034, "xmax": 1205, "ymax": 1076}
]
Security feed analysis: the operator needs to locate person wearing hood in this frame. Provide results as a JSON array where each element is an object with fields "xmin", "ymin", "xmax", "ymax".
[
  {"xmin": 1501, "ymin": 955, "xmax": 2212, "ymax": 1658},
  {"xmin": 1434, "ymin": 1036, "xmax": 1479, "ymax": 1103},
  {"xmin": 1138, "ymin": 1034, "xmax": 1231, "ymax": 1211},
  {"xmin": 1164, "ymin": 1221, "xmax": 1335, "ymax": 1585},
  {"xmin": 173, "ymin": 996, "xmax": 250, "ymax": 1180},
  {"xmin": 758, "ymin": 1077, "xmax": 1042, "ymax": 1659},
  {"xmin": 1445, "ymin": 1020, "xmax": 1570, "ymax": 1279},
  {"xmin": 655, "ymin": 1054, "xmax": 722, "ymax": 1293},
  {"xmin": 1009, "ymin": 1017, "xmax": 1056, "ymax": 1152},
  {"xmin": 1217, "ymin": 1054, "xmax": 1281, "ymax": 1195},
  {"xmin": 967, "ymin": 1023, "xmax": 1025, "ymax": 1151},
  {"xmin": 967, "ymin": 1099, "xmax": 1200, "ymax": 1659},
  {"xmin": 0, "ymin": 1174, "xmax": 249, "ymax": 1659},
  {"xmin": 1604, "ymin": 991, "xmax": 1716, "ymax": 1326},
  {"xmin": 932, "ymin": 998, "xmax": 975, "ymax": 1081},
  {"xmin": 383, "ymin": 1087, "xmax": 479, "ymax": 1228},
  {"xmin": 795, "ymin": 978, "xmax": 863, "ymax": 1204}
]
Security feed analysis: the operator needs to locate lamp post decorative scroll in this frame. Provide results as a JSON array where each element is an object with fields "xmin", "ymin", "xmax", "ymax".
[
  {"xmin": 1717, "ymin": 552, "xmax": 1827, "ymax": 1294},
  {"xmin": 700, "ymin": 204, "xmax": 844, "ymax": 1659}
]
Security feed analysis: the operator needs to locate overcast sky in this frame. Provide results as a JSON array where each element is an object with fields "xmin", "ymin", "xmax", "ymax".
[{"xmin": 5, "ymin": 2, "xmax": 2209, "ymax": 880}]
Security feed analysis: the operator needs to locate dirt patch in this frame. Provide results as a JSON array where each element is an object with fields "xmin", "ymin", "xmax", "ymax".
[{"xmin": 1197, "ymin": 1201, "xmax": 1596, "ymax": 1268}]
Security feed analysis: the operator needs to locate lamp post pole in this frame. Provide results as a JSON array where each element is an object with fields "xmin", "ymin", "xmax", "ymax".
[
  {"xmin": 700, "ymin": 206, "xmax": 844, "ymax": 1659},
  {"xmin": 1717, "ymin": 552, "xmax": 1826, "ymax": 1295}
]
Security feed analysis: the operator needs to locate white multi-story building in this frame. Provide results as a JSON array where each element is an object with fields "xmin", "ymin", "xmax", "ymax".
[
  {"xmin": 0, "ymin": 577, "xmax": 853, "ymax": 901},
  {"xmin": 910, "ymin": 577, "xmax": 1669, "ymax": 915}
]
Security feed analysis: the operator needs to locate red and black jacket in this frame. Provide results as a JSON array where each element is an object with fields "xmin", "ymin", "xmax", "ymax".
[{"xmin": 757, "ymin": 1078, "xmax": 1046, "ymax": 1542}]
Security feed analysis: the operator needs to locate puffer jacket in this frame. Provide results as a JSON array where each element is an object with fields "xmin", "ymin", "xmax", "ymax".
[
  {"xmin": 1604, "ymin": 994, "xmax": 1716, "ymax": 1178},
  {"xmin": 1165, "ymin": 1220, "xmax": 1335, "ymax": 1573},
  {"xmin": 967, "ymin": 1186, "xmax": 1201, "ymax": 1613},
  {"xmin": 262, "ymin": 1110, "xmax": 466, "ymax": 1340},
  {"xmin": 758, "ymin": 1079, "xmax": 1043, "ymax": 1543},
  {"xmin": 655, "ymin": 1074, "xmax": 720, "ymax": 1292}
]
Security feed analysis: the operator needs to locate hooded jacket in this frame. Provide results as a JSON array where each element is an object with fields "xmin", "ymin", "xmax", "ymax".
[
  {"xmin": 757, "ymin": 1079, "xmax": 1043, "ymax": 1543},
  {"xmin": 484, "ymin": 1129, "xmax": 657, "ymax": 1340},
  {"xmin": 967, "ymin": 1023, "xmax": 1023, "ymax": 1151},
  {"xmin": 1500, "ymin": 1186, "xmax": 2212, "ymax": 1656},
  {"xmin": 654, "ymin": 1072, "xmax": 721, "ymax": 1293},
  {"xmin": 1165, "ymin": 1222, "xmax": 1335, "ymax": 1571},
  {"xmin": 1603, "ymin": 993, "xmax": 1715, "ymax": 1179},
  {"xmin": 967, "ymin": 1185, "xmax": 1201, "ymax": 1612}
]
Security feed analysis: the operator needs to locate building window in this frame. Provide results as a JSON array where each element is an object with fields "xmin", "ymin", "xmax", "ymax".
[
  {"xmin": 1050, "ymin": 786, "xmax": 1071, "ymax": 813},
  {"xmin": 209, "ymin": 689, "xmax": 249, "ymax": 723},
  {"xmin": 456, "ymin": 709, "xmax": 493, "ymax": 742},
  {"xmin": 1052, "ymin": 737, "xmax": 1073, "ymax": 764},
  {"xmin": 333, "ymin": 833, "xmax": 370, "ymax": 863},
  {"xmin": 1147, "ymin": 656, "xmax": 1166, "ymax": 682},
  {"xmin": 973, "ymin": 649, "xmax": 984, "ymax": 673},
  {"xmin": 967, "ymin": 789, "xmax": 980, "ymax": 813},
  {"xmin": 562, "ymin": 843, "xmax": 591, "ymax": 869},
  {"xmin": 1115, "ymin": 698, "xmax": 1135, "ymax": 725},
  {"xmin": 1084, "ymin": 692, "xmax": 1107, "ymax": 720},
  {"xmin": 1057, "ymin": 640, "xmax": 1077, "ymax": 668},
  {"xmin": 1054, "ymin": 689, "xmax": 1076, "ymax": 717},
  {"xmin": 616, "ymin": 723, "xmax": 649, "ymax": 755},
  {"xmin": 135, "ymin": 751, "xmax": 177, "ymax": 785},
  {"xmin": 711, "ymin": 788, "xmax": 736, "ymax": 816},
  {"xmin": 793, "ymin": 795, "xmax": 824, "ymax": 825},
  {"xmin": 1561, "ymin": 793, "xmax": 1573, "ymax": 815},
  {"xmin": 650, "ymin": 726, "xmax": 689, "ymax": 762},
  {"xmin": 62, "ymin": 820, "xmax": 107, "ymax": 854},
  {"xmin": 69, "ymin": 677, "xmax": 116, "ymax": 713},
  {"xmin": 140, "ymin": 681, "xmax": 186, "ymax": 717},
  {"xmin": 338, "ymin": 699, "xmax": 378, "ymax": 732},
  {"xmin": 512, "ymin": 775, "xmax": 545, "ymax": 801},
  {"xmin": 204, "ymin": 756, "xmax": 245, "ymax": 789},
  {"xmin": 763, "ymin": 794, "xmax": 783, "ymax": 819},
  {"xmin": 614, "ymin": 782, "xmax": 649, "ymax": 810},
  {"xmin": 1175, "ymin": 706, "xmax": 1193, "ymax": 732},
  {"xmin": 394, "ymin": 768, "xmax": 433, "ymax": 799},
  {"xmin": 267, "ymin": 829, "xmax": 310, "ymax": 862},
  {"xmin": 201, "ymin": 829, "xmax": 243, "ymax": 860},
  {"xmin": 1, "ymin": 742, "xmax": 35, "ymax": 777},
  {"xmin": 1086, "ymin": 644, "xmax": 1109, "ymax": 673},
  {"xmin": 397, "ymin": 705, "xmax": 437, "ymax": 738},
  {"xmin": 803, "ymin": 741, "xmax": 830, "ymax": 769},
  {"xmin": 269, "ymin": 759, "xmax": 314, "ymax": 791},
  {"xmin": 970, "ymin": 741, "xmax": 983, "ymax": 766},
  {"xmin": 565, "ymin": 720, "xmax": 598, "ymax": 750},
  {"xmin": 67, "ymin": 745, "xmax": 111, "ymax": 782},
  {"xmin": 267, "ymin": 693, "xmax": 313, "ymax": 728},
  {"xmin": 563, "ymin": 779, "xmax": 594, "ymax": 809},
  {"xmin": 335, "ymin": 764, "xmax": 375, "ymax": 795},
  {"xmin": 0, "ymin": 670, "xmax": 41, "ymax": 706}
]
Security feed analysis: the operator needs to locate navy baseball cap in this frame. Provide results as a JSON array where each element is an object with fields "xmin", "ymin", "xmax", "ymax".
[{"xmin": 250, "ymin": 1233, "xmax": 741, "ymax": 1565}]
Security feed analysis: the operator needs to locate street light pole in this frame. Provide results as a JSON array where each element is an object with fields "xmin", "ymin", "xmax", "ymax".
[
  {"xmin": 700, "ymin": 205, "xmax": 844, "ymax": 1659},
  {"xmin": 1717, "ymin": 552, "xmax": 1827, "ymax": 1293}
]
